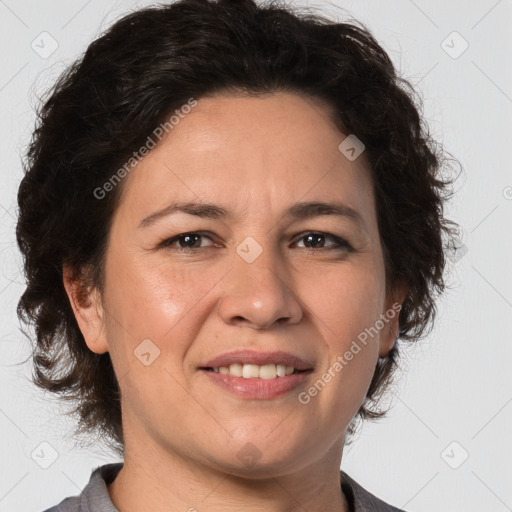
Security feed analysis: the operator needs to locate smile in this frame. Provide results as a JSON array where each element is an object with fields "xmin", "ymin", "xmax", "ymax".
[{"xmin": 204, "ymin": 363, "xmax": 305, "ymax": 379}]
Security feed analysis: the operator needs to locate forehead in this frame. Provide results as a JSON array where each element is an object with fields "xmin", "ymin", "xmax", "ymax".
[{"xmin": 114, "ymin": 92, "xmax": 377, "ymax": 233}]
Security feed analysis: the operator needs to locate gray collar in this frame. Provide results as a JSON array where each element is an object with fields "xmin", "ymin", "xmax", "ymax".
[{"xmin": 340, "ymin": 470, "xmax": 405, "ymax": 511}]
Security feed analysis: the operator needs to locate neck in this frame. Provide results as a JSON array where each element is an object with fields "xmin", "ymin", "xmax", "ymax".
[{"xmin": 108, "ymin": 431, "xmax": 349, "ymax": 512}]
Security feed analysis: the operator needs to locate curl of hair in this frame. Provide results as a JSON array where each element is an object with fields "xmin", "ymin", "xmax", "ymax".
[{"xmin": 16, "ymin": 0, "xmax": 461, "ymax": 456}]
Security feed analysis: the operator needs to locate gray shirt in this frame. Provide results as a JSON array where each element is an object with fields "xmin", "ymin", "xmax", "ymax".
[{"xmin": 41, "ymin": 462, "xmax": 405, "ymax": 512}]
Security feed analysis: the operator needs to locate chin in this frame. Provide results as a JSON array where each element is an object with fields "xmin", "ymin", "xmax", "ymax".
[{"xmin": 201, "ymin": 438, "xmax": 310, "ymax": 479}]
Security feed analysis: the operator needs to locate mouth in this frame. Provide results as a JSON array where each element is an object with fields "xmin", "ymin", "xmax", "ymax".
[
  {"xmin": 200, "ymin": 349, "xmax": 314, "ymax": 376},
  {"xmin": 198, "ymin": 350, "xmax": 314, "ymax": 399},
  {"xmin": 199, "ymin": 366, "xmax": 313, "ymax": 400},
  {"xmin": 200, "ymin": 364, "xmax": 311, "ymax": 379}
]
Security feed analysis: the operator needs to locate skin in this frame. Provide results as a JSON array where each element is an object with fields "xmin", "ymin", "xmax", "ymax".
[{"xmin": 64, "ymin": 92, "xmax": 407, "ymax": 512}]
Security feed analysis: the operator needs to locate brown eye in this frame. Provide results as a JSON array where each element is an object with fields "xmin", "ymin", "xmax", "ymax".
[
  {"xmin": 159, "ymin": 232, "xmax": 216, "ymax": 251},
  {"xmin": 294, "ymin": 232, "xmax": 354, "ymax": 252}
]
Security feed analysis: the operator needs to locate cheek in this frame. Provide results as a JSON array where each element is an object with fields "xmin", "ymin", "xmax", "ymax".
[
  {"xmin": 100, "ymin": 256, "xmax": 202, "ymax": 416},
  {"xmin": 312, "ymin": 261, "xmax": 385, "ymax": 343},
  {"xmin": 311, "ymin": 263, "xmax": 383, "ymax": 399},
  {"xmin": 103, "ymin": 250, "xmax": 194, "ymax": 335},
  {"xmin": 102, "ymin": 248, "xmax": 228, "ymax": 374}
]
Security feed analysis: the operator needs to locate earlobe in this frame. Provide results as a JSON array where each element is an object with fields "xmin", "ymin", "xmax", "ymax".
[
  {"xmin": 378, "ymin": 280, "xmax": 408, "ymax": 358},
  {"xmin": 62, "ymin": 264, "xmax": 109, "ymax": 354}
]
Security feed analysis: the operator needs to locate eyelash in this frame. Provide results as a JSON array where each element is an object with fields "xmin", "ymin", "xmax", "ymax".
[{"xmin": 158, "ymin": 231, "xmax": 355, "ymax": 253}]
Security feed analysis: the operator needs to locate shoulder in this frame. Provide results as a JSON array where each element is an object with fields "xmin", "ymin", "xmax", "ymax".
[
  {"xmin": 40, "ymin": 463, "xmax": 123, "ymax": 512},
  {"xmin": 340, "ymin": 470, "xmax": 406, "ymax": 512}
]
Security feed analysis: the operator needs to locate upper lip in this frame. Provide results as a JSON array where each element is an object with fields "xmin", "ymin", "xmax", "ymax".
[{"xmin": 201, "ymin": 350, "xmax": 314, "ymax": 371}]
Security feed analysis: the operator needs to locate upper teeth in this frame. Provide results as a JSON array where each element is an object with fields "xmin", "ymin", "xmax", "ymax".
[{"xmin": 212, "ymin": 363, "xmax": 296, "ymax": 379}]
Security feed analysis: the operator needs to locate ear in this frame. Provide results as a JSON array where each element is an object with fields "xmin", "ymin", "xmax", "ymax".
[
  {"xmin": 378, "ymin": 279, "xmax": 408, "ymax": 358},
  {"xmin": 62, "ymin": 264, "xmax": 109, "ymax": 354}
]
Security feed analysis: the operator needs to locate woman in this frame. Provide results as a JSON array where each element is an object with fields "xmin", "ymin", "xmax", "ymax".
[{"xmin": 16, "ymin": 0, "xmax": 459, "ymax": 510}]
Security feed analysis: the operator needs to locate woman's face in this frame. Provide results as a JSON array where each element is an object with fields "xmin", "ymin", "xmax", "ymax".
[{"xmin": 70, "ymin": 92, "xmax": 404, "ymax": 476}]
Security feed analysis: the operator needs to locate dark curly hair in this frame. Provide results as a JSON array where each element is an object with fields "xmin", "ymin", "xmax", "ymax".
[{"xmin": 16, "ymin": 0, "xmax": 460, "ymax": 458}]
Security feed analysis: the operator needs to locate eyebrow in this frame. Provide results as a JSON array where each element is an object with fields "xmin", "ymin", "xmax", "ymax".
[{"xmin": 138, "ymin": 200, "xmax": 366, "ymax": 230}]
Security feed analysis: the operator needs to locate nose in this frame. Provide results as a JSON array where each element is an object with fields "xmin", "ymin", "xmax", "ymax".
[{"xmin": 217, "ymin": 242, "xmax": 303, "ymax": 330}]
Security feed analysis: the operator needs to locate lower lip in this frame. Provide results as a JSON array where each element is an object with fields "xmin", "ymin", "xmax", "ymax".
[{"xmin": 200, "ymin": 369, "xmax": 312, "ymax": 399}]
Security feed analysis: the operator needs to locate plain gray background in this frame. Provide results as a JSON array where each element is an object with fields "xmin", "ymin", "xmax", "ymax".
[{"xmin": 1, "ymin": 0, "xmax": 511, "ymax": 511}]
